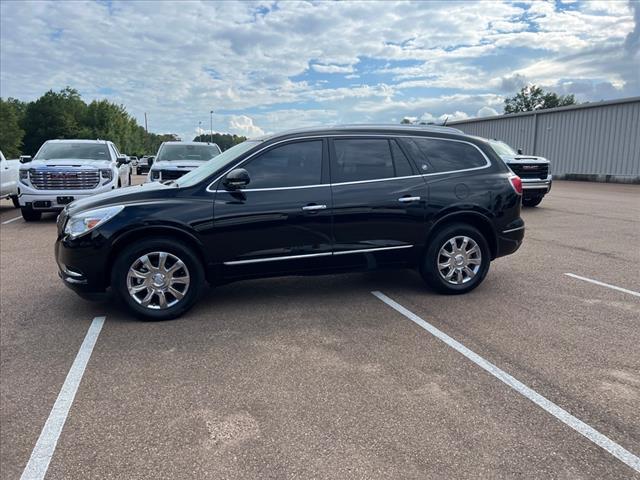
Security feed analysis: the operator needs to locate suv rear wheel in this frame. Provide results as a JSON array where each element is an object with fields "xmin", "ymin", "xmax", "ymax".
[
  {"xmin": 21, "ymin": 206, "xmax": 42, "ymax": 221},
  {"xmin": 111, "ymin": 238, "xmax": 204, "ymax": 320},
  {"xmin": 421, "ymin": 223, "xmax": 490, "ymax": 294}
]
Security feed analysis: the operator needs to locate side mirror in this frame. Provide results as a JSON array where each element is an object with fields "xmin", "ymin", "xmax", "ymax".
[
  {"xmin": 20, "ymin": 155, "xmax": 32, "ymax": 164},
  {"xmin": 517, "ymin": 148, "xmax": 523, "ymax": 155},
  {"xmin": 116, "ymin": 155, "xmax": 129, "ymax": 166},
  {"xmin": 224, "ymin": 168, "xmax": 250, "ymax": 189}
]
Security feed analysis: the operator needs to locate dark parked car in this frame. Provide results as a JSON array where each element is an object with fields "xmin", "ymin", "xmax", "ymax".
[{"xmin": 55, "ymin": 125, "xmax": 524, "ymax": 320}]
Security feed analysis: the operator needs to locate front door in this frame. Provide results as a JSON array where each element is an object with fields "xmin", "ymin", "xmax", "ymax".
[
  {"xmin": 329, "ymin": 137, "xmax": 428, "ymax": 267},
  {"xmin": 212, "ymin": 139, "xmax": 333, "ymax": 278}
]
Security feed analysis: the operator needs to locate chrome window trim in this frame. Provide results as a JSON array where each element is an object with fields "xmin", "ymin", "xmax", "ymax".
[
  {"xmin": 207, "ymin": 134, "xmax": 492, "ymax": 193},
  {"xmin": 223, "ymin": 244, "xmax": 413, "ymax": 265}
]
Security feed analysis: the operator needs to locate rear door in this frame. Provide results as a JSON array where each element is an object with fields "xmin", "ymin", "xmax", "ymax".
[
  {"xmin": 329, "ymin": 136, "xmax": 428, "ymax": 266},
  {"xmin": 213, "ymin": 138, "xmax": 333, "ymax": 277}
]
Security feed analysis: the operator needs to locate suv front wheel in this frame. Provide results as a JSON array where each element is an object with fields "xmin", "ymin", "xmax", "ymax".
[
  {"xmin": 111, "ymin": 238, "xmax": 204, "ymax": 320},
  {"xmin": 421, "ymin": 223, "xmax": 490, "ymax": 294}
]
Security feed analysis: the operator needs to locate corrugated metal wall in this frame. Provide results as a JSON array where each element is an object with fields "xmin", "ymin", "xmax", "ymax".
[{"xmin": 450, "ymin": 97, "xmax": 640, "ymax": 182}]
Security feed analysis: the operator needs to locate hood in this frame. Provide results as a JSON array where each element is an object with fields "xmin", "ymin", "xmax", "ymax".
[
  {"xmin": 500, "ymin": 154, "xmax": 549, "ymax": 164},
  {"xmin": 21, "ymin": 158, "xmax": 113, "ymax": 169},
  {"xmin": 66, "ymin": 181, "xmax": 170, "ymax": 215},
  {"xmin": 150, "ymin": 160, "xmax": 206, "ymax": 170}
]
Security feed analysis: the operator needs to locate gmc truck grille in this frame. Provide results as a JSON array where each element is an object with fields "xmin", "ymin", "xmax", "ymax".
[
  {"xmin": 30, "ymin": 170, "xmax": 100, "ymax": 190},
  {"xmin": 508, "ymin": 164, "xmax": 549, "ymax": 180},
  {"xmin": 161, "ymin": 169, "xmax": 188, "ymax": 180}
]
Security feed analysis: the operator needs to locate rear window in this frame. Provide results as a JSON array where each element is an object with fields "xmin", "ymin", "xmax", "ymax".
[
  {"xmin": 408, "ymin": 138, "xmax": 487, "ymax": 173},
  {"xmin": 332, "ymin": 138, "xmax": 414, "ymax": 183},
  {"xmin": 156, "ymin": 144, "xmax": 221, "ymax": 162}
]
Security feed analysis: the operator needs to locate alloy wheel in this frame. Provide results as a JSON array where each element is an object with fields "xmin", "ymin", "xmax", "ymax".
[
  {"xmin": 126, "ymin": 251, "xmax": 190, "ymax": 309},
  {"xmin": 437, "ymin": 236, "xmax": 482, "ymax": 285}
]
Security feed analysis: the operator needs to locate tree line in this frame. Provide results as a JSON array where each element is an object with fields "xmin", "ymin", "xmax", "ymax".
[
  {"xmin": 192, "ymin": 133, "xmax": 247, "ymax": 151},
  {"xmin": 0, "ymin": 87, "xmax": 245, "ymax": 159}
]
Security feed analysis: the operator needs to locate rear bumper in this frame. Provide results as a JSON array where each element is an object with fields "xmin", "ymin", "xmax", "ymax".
[{"xmin": 496, "ymin": 218, "xmax": 525, "ymax": 258}]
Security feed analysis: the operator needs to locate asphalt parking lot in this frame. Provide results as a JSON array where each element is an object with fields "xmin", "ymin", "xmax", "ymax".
[{"xmin": 1, "ymin": 179, "xmax": 639, "ymax": 479}]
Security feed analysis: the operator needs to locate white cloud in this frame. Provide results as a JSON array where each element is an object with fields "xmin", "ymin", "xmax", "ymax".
[
  {"xmin": 228, "ymin": 115, "xmax": 265, "ymax": 138},
  {"xmin": 311, "ymin": 64, "xmax": 354, "ymax": 74},
  {"xmin": 0, "ymin": 0, "xmax": 637, "ymax": 139},
  {"xmin": 477, "ymin": 106, "xmax": 499, "ymax": 117}
]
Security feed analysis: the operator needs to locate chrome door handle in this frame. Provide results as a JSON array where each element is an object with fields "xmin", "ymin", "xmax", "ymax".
[
  {"xmin": 302, "ymin": 204, "xmax": 327, "ymax": 211},
  {"xmin": 398, "ymin": 196, "xmax": 421, "ymax": 203}
]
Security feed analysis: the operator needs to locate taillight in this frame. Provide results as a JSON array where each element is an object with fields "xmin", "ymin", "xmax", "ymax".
[{"xmin": 509, "ymin": 175, "xmax": 522, "ymax": 194}]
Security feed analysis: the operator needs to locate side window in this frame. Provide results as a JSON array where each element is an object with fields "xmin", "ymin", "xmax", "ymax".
[
  {"xmin": 411, "ymin": 138, "xmax": 487, "ymax": 173},
  {"xmin": 243, "ymin": 140, "xmax": 322, "ymax": 189},
  {"xmin": 108, "ymin": 144, "xmax": 118, "ymax": 160},
  {"xmin": 332, "ymin": 138, "xmax": 395, "ymax": 183},
  {"xmin": 390, "ymin": 140, "xmax": 414, "ymax": 177}
]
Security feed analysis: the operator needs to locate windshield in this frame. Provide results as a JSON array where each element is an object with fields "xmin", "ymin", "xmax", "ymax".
[
  {"xmin": 34, "ymin": 142, "xmax": 111, "ymax": 161},
  {"xmin": 156, "ymin": 144, "xmax": 221, "ymax": 162},
  {"xmin": 175, "ymin": 140, "xmax": 262, "ymax": 188},
  {"xmin": 488, "ymin": 140, "xmax": 517, "ymax": 157}
]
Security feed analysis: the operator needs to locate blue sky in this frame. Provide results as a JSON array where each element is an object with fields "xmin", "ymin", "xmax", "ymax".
[{"xmin": 1, "ymin": 0, "xmax": 638, "ymax": 141}]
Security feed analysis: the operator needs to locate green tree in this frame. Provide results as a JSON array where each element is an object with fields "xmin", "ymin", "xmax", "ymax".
[
  {"xmin": 21, "ymin": 87, "xmax": 90, "ymax": 154},
  {"xmin": 504, "ymin": 85, "xmax": 576, "ymax": 114},
  {"xmin": 193, "ymin": 132, "xmax": 247, "ymax": 151},
  {"xmin": 0, "ymin": 98, "xmax": 26, "ymax": 157}
]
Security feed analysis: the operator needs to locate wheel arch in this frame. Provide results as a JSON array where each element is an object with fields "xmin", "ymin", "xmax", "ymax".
[
  {"xmin": 426, "ymin": 210, "xmax": 498, "ymax": 260},
  {"xmin": 107, "ymin": 226, "xmax": 208, "ymax": 285}
]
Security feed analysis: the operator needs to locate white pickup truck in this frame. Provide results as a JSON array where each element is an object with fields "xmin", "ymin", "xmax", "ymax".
[
  {"xmin": 0, "ymin": 150, "xmax": 20, "ymax": 207},
  {"xmin": 18, "ymin": 139, "xmax": 132, "ymax": 221}
]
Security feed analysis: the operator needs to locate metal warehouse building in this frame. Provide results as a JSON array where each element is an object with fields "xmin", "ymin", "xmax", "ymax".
[{"xmin": 450, "ymin": 97, "xmax": 640, "ymax": 183}]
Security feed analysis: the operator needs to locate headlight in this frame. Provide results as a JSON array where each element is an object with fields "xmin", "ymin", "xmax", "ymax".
[
  {"xmin": 150, "ymin": 170, "xmax": 160, "ymax": 181},
  {"xmin": 64, "ymin": 205, "xmax": 124, "ymax": 239},
  {"xmin": 100, "ymin": 169, "xmax": 113, "ymax": 183},
  {"xmin": 19, "ymin": 169, "xmax": 29, "ymax": 184}
]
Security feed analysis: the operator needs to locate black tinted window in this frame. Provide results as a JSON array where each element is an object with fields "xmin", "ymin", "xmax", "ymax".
[
  {"xmin": 332, "ymin": 139, "xmax": 395, "ymax": 182},
  {"xmin": 245, "ymin": 140, "xmax": 322, "ymax": 189},
  {"xmin": 411, "ymin": 138, "xmax": 487, "ymax": 172},
  {"xmin": 390, "ymin": 140, "xmax": 414, "ymax": 177}
]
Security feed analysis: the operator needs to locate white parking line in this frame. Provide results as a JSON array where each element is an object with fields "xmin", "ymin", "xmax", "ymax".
[
  {"xmin": 2, "ymin": 215, "xmax": 22, "ymax": 225},
  {"xmin": 20, "ymin": 316, "xmax": 106, "ymax": 480},
  {"xmin": 565, "ymin": 273, "xmax": 640, "ymax": 298},
  {"xmin": 371, "ymin": 291, "xmax": 640, "ymax": 473}
]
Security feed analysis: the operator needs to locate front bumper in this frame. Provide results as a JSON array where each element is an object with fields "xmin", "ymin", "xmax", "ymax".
[
  {"xmin": 521, "ymin": 175, "xmax": 552, "ymax": 195},
  {"xmin": 55, "ymin": 236, "xmax": 110, "ymax": 297},
  {"xmin": 19, "ymin": 183, "xmax": 118, "ymax": 211}
]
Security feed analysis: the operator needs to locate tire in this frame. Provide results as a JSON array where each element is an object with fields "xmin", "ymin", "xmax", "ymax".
[
  {"xmin": 522, "ymin": 196, "xmax": 543, "ymax": 207},
  {"xmin": 420, "ymin": 223, "xmax": 490, "ymax": 294},
  {"xmin": 11, "ymin": 195, "xmax": 20, "ymax": 208},
  {"xmin": 111, "ymin": 237, "xmax": 205, "ymax": 320},
  {"xmin": 21, "ymin": 207, "xmax": 42, "ymax": 222}
]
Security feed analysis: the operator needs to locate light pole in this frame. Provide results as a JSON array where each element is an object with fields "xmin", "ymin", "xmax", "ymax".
[
  {"xmin": 198, "ymin": 121, "xmax": 202, "ymax": 140},
  {"xmin": 209, "ymin": 110, "xmax": 214, "ymax": 143}
]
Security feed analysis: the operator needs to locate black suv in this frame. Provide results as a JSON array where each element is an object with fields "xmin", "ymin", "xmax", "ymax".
[{"xmin": 56, "ymin": 125, "xmax": 524, "ymax": 320}]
